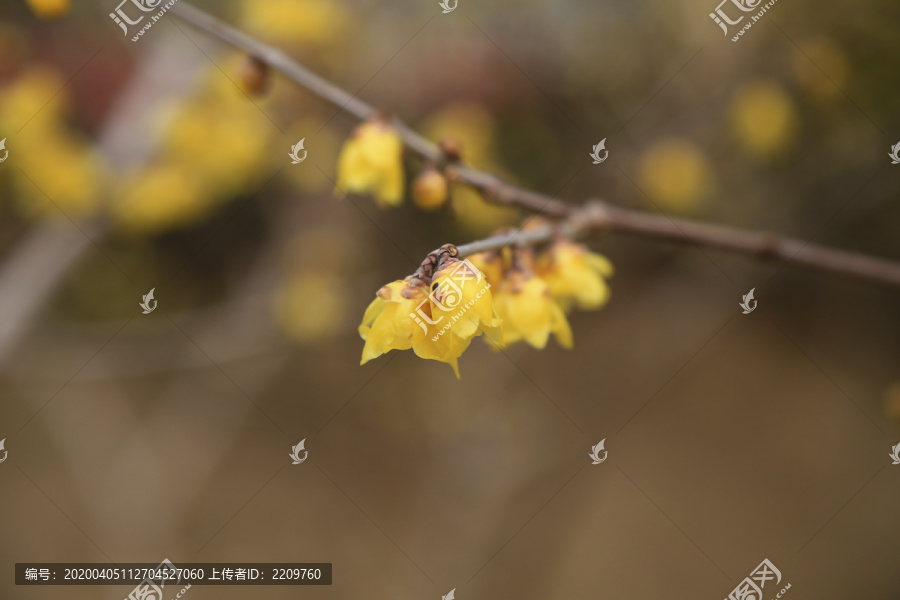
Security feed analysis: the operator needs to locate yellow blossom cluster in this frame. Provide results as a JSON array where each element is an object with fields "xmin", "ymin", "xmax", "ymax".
[
  {"xmin": 0, "ymin": 67, "xmax": 106, "ymax": 219},
  {"xmin": 359, "ymin": 240, "xmax": 613, "ymax": 377},
  {"xmin": 112, "ymin": 69, "xmax": 275, "ymax": 233},
  {"xmin": 334, "ymin": 112, "xmax": 516, "ymax": 224}
]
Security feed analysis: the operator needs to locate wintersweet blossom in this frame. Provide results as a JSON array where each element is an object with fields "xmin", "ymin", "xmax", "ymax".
[
  {"xmin": 336, "ymin": 118, "xmax": 404, "ymax": 208},
  {"xmin": 359, "ymin": 281, "xmax": 425, "ymax": 363},
  {"xmin": 359, "ymin": 280, "xmax": 472, "ymax": 377},
  {"xmin": 486, "ymin": 270, "xmax": 572, "ymax": 350},
  {"xmin": 536, "ymin": 240, "xmax": 614, "ymax": 310},
  {"xmin": 429, "ymin": 257, "xmax": 500, "ymax": 342},
  {"xmin": 358, "ymin": 240, "xmax": 613, "ymax": 377}
]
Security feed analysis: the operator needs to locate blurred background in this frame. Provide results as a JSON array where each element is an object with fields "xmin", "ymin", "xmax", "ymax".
[{"xmin": 1, "ymin": 0, "xmax": 899, "ymax": 598}]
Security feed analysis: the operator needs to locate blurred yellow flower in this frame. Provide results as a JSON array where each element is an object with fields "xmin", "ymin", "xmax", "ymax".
[
  {"xmin": 422, "ymin": 103, "xmax": 496, "ymax": 168},
  {"xmin": 112, "ymin": 66, "xmax": 277, "ymax": 234},
  {"xmin": 451, "ymin": 187, "xmax": 518, "ymax": 236},
  {"xmin": 112, "ymin": 162, "xmax": 212, "ymax": 233},
  {"xmin": 238, "ymin": 0, "xmax": 349, "ymax": 45},
  {"xmin": 336, "ymin": 119, "xmax": 404, "ymax": 208},
  {"xmin": 13, "ymin": 134, "xmax": 105, "ymax": 218},
  {"xmin": 0, "ymin": 67, "xmax": 68, "ymax": 133},
  {"xmin": 162, "ymin": 87, "xmax": 273, "ymax": 195},
  {"xmin": 421, "ymin": 103, "xmax": 517, "ymax": 233},
  {"xmin": 26, "ymin": 0, "xmax": 70, "ymax": 19},
  {"xmin": 276, "ymin": 272, "xmax": 347, "ymax": 342},
  {"xmin": 536, "ymin": 240, "xmax": 613, "ymax": 310},
  {"xmin": 730, "ymin": 81, "xmax": 797, "ymax": 159},
  {"xmin": 486, "ymin": 271, "xmax": 572, "ymax": 350},
  {"xmin": 412, "ymin": 167, "xmax": 448, "ymax": 211},
  {"xmin": 639, "ymin": 139, "xmax": 712, "ymax": 212},
  {"xmin": 467, "ymin": 250, "xmax": 506, "ymax": 288}
]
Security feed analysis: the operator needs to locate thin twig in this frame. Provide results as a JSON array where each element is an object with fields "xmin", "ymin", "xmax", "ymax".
[{"xmin": 172, "ymin": 2, "xmax": 900, "ymax": 289}]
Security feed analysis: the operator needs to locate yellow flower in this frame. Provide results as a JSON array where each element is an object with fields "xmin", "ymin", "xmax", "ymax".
[
  {"xmin": 487, "ymin": 271, "xmax": 572, "ymax": 350},
  {"xmin": 466, "ymin": 251, "xmax": 506, "ymax": 287},
  {"xmin": 411, "ymin": 324, "xmax": 475, "ymax": 379},
  {"xmin": 360, "ymin": 281, "xmax": 473, "ymax": 376},
  {"xmin": 359, "ymin": 258, "xmax": 500, "ymax": 377},
  {"xmin": 161, "ymin": 89, "xmax": 272, "ymax": 195},
  {"xmin": 429, "ymin": 257, "xmax": 501, "ymax": 342},
  {"xmin": 336, "ymin": 119, "xmax": 404, "ymax": 208},
  {"xmin": 112, "ymin": 162, "xmax": 213, "ymax": 233},
  {"xmin": 536, "ymin": 240, "xmax": 613, "ymax": 310},
  {"xmin": 13, "ymin": 133, "xmax": 105, "ymax": 218},
  {"xmin": 26, "ymin": 0, "xmax": 70, "ymax": 19},
  {"xmin": 239, "ymin": 0, "xmax": 349, "ymax": 46},
  {"xmin": 639, "ymin": 139, "xmax": 712, "ymax": 212},
  {"xmin": 730, "ymin": 81, "xmax": 797, "ymax": 159},
  {"xmin": 0, "ymin": 67, "xmax": 68, "ymax": 133},
  {"xmin": 420, "ymin": 104, "xmax": 517, "ymax": 233},
  {"xmin": 359, "ymin": 281, "xmax": 425, "ymax": 363},
  {"xmin": 421, "ymin": 103, "xmax": 495, "ymax": 168}
]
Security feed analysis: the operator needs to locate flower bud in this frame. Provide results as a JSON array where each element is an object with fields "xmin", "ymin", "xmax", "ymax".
[
  {"xmin": 240, "ymin": 55, "xmax": 270, "ymax": 96},
  {"xmin": 412, "ymin": 167, "xmax": 448, "ymax": 211}
]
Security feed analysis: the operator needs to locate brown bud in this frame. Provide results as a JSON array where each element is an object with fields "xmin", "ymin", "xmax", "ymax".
[
  {"xmin": 240, "ymin": 55, "xmax": 270, "ymax": 96},
  {"xmin": 438, "ymin": 137, "xmax": 463, "ymax": 162}
]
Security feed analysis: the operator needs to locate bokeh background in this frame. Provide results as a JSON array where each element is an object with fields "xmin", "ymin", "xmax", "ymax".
[{"xmin": 1, "ymin": 0, "xmax": 899, "ymax": 598}]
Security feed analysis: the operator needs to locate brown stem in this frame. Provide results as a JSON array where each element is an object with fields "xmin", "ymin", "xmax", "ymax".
[{"xmin": 171, "ymin": 2, "xmax": 900, "ymax": 290}]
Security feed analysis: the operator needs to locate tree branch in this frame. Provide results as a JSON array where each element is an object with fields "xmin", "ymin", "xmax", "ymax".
[{"xmin": 171, "ymin": 2, "xmax": 900, "ymax": 290}]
